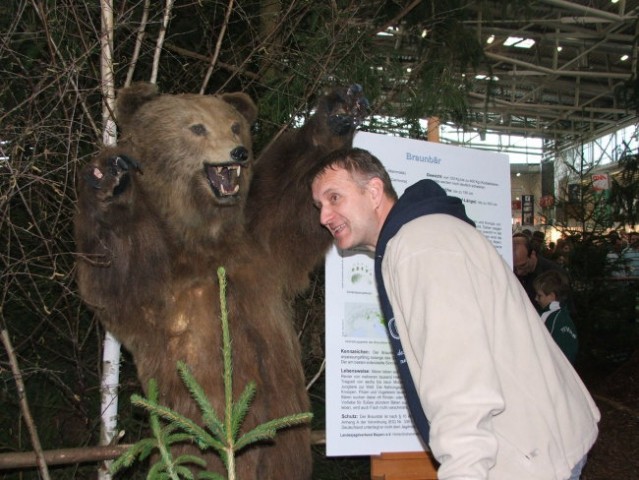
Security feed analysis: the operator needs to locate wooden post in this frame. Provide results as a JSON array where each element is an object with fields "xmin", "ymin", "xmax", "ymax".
[
  {"xmin": 370, "ymin": 451, "xmax": 439, "ymax": 480},
  {"xmin": 426, "ymin": 117, "xmax": 440, "ymax": 142}
]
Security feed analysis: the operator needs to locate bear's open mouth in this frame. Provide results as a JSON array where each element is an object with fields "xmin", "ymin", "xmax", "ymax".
[{"xmin": 204, "ymin": 163, "xmax": 242, "ymax": 197}]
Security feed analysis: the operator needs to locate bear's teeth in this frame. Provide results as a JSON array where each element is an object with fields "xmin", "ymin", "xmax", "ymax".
[
  {"xmin": 210, "ymin": 165, "xmax": 241, "ymax": 196},
  {"xmin": 221, "ymin": 184, "xmax": 240, "ymax": 195},
  {"xmin": 214, "ymin": 165, "xmax": 241, "ymax": 176}
]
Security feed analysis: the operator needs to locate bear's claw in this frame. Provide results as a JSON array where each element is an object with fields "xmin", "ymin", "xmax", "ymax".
[
  {"xmin": 109, "ymin": 154, "xmax": 142, "ymax": 177},
  {"xmin": 346, "ymin": 83, "xmax": 369, "ymax": 122},
  {"xmin": 85, "ymin": 154, "xmax": 142, "ymax": 197},
  {"xmin": 327, "ymin": 84, "xmax": 369, "ymax": 135}
]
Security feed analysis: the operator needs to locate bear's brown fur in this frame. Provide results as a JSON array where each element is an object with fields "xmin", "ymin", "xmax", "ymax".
[{"xmin": 74, "ymin": 82, "xmax": 367, "ymax": 479}]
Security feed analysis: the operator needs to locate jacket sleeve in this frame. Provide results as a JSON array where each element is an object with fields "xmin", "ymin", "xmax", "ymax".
[{"xmin": 383, "ymin": 231, "xmax": 505, "ymax": 480}]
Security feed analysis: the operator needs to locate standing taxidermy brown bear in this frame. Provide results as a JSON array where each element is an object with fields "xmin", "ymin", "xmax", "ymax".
[{"xmin": 74, "ymin": 82, "xmax": 367, "ymax": 478}]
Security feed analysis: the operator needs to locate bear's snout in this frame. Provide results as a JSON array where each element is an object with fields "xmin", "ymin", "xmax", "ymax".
[{"xmin": 230, "ymin": 146, "xmax": 249, "ymax": 163}]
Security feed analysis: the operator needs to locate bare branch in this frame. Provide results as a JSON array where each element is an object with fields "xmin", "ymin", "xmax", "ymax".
[
  {"xmin": 1, "ymin": 328, "xmax": 51, "ymax": 480},
  {"xmin": 125, "ymin": 0, "xmax": 151, "ymax": 87},
  {"xmin": 150, "ymin": 0, "xmax": 175, "ymax": 84},
  {"xmin": 200, "ymin": 0, "xmax": 235, "ymax": 94}
]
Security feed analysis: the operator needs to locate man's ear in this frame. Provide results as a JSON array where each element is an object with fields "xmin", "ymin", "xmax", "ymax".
[{"xmin": 366, "ymin": 177, "xmax": 385, "ymax": 207}]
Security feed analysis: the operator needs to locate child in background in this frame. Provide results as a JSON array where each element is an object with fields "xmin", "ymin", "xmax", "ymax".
[{"xmin": 533, "ymin": 270, "xmax": 579, "ymax": 364}]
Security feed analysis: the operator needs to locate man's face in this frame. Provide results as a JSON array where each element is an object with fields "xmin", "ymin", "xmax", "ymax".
[
  {"xmin": 311, "ymin": 167, "xmax": 379, "ymax": 251},
  {"xmin": 513, "ymin": 244, "xmax": 535, "ymax": 276}
]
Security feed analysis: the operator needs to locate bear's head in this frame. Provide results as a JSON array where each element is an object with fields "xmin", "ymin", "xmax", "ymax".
[{"xmin": 115, "ymin": 82, "xmax": 258, "ymax": 243}]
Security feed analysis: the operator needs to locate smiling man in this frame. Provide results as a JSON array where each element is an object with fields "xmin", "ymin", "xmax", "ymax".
[
  {"xmin": 309, "ymin": 147, "xmax": 600, "ymax": 480},
  {"xmin": 312, "ymin": 153, "xmax": 397, "ymax": 251}
]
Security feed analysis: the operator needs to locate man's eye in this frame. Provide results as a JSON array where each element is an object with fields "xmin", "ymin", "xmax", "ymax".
[{"xmin": 330, "ymin": 194, "xmax": 339, "ymax": 203}]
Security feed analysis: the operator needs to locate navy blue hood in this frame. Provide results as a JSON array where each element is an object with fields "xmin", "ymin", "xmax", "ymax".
[{"xmin": 377, "ymin": 179, "xmax": 475, "ymax": 261}]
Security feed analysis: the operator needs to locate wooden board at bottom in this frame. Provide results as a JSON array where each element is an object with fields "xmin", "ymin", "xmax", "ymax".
[{"xmin": 370, "ymin": 451, "xmax": 439, "ymax": 480}]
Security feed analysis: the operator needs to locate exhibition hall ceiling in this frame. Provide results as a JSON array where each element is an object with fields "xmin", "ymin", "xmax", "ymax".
[
  {"xmin": 467, "ymin": 0, "xmax": 637, "ymax": 149},
  {"xmin": 381, "ymin": 0, "xmax": 638, "ymax": 150}
]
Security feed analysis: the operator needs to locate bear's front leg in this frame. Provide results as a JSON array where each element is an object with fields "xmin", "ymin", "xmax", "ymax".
[
  {"xmin": 325, "ymin": 83, "xmax": 370, "ymax": 137},
  {"xmin": 74, "ymin": 149, "xmax": 170, "ymax": 332},
  {"xmin": 247, "ymin": 85, "xmax": 369, "ymax": 295}
]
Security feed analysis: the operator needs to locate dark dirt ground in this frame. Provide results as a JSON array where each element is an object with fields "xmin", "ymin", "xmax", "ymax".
[{"xmin": 579, "ymin": 351, "xmax": 639, "ymax": 479}]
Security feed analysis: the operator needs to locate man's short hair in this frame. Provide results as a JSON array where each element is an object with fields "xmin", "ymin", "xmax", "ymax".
[
  {"xmin": 513, "ymin": 233, "xmax": 534, "ymax": 256},
  {"xmin": 306, "ymin": 147, "xmax": 398, "ymax": 201},
  {"xmin": 533, "ymin": 270, "xmax": 570, "ymax": 302}
]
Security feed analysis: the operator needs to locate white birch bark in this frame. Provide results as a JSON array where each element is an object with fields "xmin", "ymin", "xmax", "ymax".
[{"xmin": 98, "ymin": 1, "xmax": 120, "ymax": 479}]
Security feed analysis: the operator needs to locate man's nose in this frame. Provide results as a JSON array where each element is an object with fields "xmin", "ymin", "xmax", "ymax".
[{"xmin": 319, "ymin": 206, "xmax": 332, "ymax": 226}]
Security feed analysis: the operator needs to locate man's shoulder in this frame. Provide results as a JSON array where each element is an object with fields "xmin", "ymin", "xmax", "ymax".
[
  {"xmin": 404, "ymin": 213, "xmax": 474, "ymax": 230},
  {"xmin": 394, "ymin": 214, "xmax": 494, "ymax": 258},
  {"xmin": 399, "ymin": 214, "xmax": 478, "ymax": 242}
]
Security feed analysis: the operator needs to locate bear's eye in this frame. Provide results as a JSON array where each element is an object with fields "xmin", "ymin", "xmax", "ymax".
[
  {"xmin": 190, "ymin": 124, "xmax": 207, "ymax": 136},
  {"xmin": 231, "ymin": 122, "xmax": 241, "ymax": 136}
]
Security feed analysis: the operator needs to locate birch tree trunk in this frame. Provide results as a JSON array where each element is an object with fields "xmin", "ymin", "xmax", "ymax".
[{"xmin": 99, "ymin": 2, "xmax": 120, "ymax": 479}]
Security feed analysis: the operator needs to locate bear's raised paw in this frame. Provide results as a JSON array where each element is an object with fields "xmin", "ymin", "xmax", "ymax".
[
  {"xmin": 83, "ymin": 154, "xmax": 142, "ymax": 199},
  {"xmin": 326, "ymin": 83, "xmax": 369, "ymax": 136}
]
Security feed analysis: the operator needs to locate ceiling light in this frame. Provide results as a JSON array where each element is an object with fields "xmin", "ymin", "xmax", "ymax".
[
  {"xmin": 557, "ymin": 46, "xmax": 563, "ymax": 52},
  {"xmin": 621, "ymin": 54, "xmax": 629, "ymax": 61},
  {"xmin": 504, "ymin": 36, "xmax": 535, "ymax": 48},
  {"xmin": 486, "ymin": 34, "xmax": 495, "ymax": 44}
]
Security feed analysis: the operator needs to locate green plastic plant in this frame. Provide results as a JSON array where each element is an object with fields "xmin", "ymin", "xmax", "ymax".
[{"xmin": 110, "ymin": 267, "xmax": 313, "ymax": 480}]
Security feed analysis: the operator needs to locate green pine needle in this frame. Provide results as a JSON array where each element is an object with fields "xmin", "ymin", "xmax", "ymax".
[{"xmin": 230, "ymin": 381, "xmax": 256, "ymax": 438}]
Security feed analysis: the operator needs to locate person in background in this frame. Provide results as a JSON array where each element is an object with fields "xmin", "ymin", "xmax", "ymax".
[
  {"xmin": 531, "ymin": 230, "xmax": 549, "ymax": 256},
  {"xmin": 605, "ymin": 231, "xmax": 627, "ymax": 277},
  {"xmin": 309, "ymin": 147, "xmax": 599, "ymax": 480},
  {"xmin": 513, "ymin": 233, "xmax": 566, "ymax": 312},
  {"xmin": 533, "ymin": 270, "xmax": 579, "ymax": 364},
  {"xmin": 622, "ymin": 231, "xmax": 639, "ymax": 278}
]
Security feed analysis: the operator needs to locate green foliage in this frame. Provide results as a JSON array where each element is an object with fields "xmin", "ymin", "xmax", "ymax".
[
  {"xmin": 609, "ymin": 150, "xmax": 639, "ymax": 228},
  {"xmin": 539, "ymin": 134, "xmax": 639, "ymax": 368},
  {"xmin": 110, "ymin": 268, "xmax": 312, "ymax": 480}
]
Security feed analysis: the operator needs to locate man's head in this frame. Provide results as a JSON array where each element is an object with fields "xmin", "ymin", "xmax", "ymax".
[
  {"xmin": 531, "ymin": 230, "xmax": 546, "ymax": 251},
  {"xmin": 309, "ymin": 148, "xmax": 397, "ymax": 251},
  {"xmin": 513, "ymin": 233, "xmax": 538, "ymax": 276}
]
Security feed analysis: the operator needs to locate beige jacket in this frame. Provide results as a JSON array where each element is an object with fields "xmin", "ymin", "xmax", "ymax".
[{"xmin": 382, "ymin": 214, "xmax": 600, "ymax": 480}]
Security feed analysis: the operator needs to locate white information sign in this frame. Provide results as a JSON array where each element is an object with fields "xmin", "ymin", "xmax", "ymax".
[{"xmin": 325, "ymin": 131, "xmax": 512, "ymax": 456}]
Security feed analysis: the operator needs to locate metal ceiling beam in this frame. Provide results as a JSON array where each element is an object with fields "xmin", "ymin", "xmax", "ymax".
[
  {"xmin": 468, "ymin": 93, "xmax": 629, "ymax": 115},
  {"xmin": 485, "ymin": 52, "xmax": 631, "ymax": 79},
  {"xmin": 538, "ymin": 0, "xmax": 634, "ymax": 22}
]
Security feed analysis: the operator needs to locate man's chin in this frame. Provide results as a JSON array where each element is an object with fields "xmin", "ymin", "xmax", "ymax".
[{"xmin": 335, "ymin": 236, "xmax": 353, "ymax": 251}]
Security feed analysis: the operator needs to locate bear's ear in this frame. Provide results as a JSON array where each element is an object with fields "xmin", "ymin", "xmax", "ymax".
[
  {"xmin": 116, "ymin": 82, "xmax": 160, "ymax": 127},
  {"xmin": 220, "ymin": 93, "xmax": 258, "ymax": 125}
]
